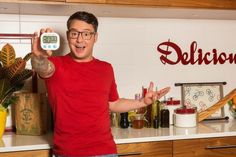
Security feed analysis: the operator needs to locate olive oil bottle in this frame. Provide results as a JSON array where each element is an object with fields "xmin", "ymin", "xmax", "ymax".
[{"xmin": 151, "ymin": 100, "xmax": 160, "ymax": 128}]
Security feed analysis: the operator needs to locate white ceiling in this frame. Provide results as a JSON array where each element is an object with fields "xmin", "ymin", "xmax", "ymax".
[{"xmin": 0, "ymin": 2, "xmax": 236, "ymax": 20}]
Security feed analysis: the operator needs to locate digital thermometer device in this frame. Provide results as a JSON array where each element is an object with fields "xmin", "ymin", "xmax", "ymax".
[{"xmin": 40, "ymin": 32, "xmax": 60, "ymax": 50}]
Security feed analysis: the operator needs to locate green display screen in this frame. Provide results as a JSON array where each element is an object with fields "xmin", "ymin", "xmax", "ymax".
[{"xmin": 43, "ymin": 36, "xmax": 57, "ymax": 43}]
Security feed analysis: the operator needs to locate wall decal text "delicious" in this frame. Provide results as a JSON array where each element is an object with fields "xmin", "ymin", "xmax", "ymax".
[{"xmin": 157, "ymin": 40, "xmax": 236, "ymax": 65}]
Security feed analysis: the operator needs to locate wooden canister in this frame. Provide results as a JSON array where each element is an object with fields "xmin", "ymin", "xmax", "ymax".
[{"xmin": 15, "ymin": 92, "xmax": 48, "ymax": 135}]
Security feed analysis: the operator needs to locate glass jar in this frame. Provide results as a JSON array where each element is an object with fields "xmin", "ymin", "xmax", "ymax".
[{"xmin": 132, "ymin": 114, "xmax": 145, "ymax": 129}]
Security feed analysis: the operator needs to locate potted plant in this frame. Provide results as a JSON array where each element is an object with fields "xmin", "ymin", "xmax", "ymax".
[{"xmin": 0, "ymin": 43, "xmax": 33, "ymax": 138}]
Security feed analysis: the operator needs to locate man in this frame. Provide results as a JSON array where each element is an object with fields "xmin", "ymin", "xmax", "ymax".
[{"xmin": 31, "ymin": 11, "xmax": 170, "ymax": 157}]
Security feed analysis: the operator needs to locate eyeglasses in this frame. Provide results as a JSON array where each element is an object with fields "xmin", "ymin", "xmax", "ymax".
[{"xmin": 68, "ymin": 29, "xmax": 95, "ymax": 40}]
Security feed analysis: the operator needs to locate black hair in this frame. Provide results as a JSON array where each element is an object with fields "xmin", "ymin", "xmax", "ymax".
[{"xmin": 67, "ymin": 11, "xmax": 98, "ymax": 32}]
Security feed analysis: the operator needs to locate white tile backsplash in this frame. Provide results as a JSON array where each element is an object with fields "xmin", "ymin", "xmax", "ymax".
[
  {"xmin": 0, "ymin": 14, "xmax": 19, "ymax": 21},
  {"xmin": 20, "ymin": 15, "xmax": 68, "ymax": 22},
  {"xmin": 0, "ymin": 22, "xmax": 20, "ymax": 33},
  {"xmin": 0, "ymin": 13, "xmax": 236, "ymax": 103}
]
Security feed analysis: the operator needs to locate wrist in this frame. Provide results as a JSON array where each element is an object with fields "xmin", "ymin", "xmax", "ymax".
[
  {"xmin": 139, "ymin": 98, "xmax": 147, "ymax": 107},
  {"xmin": 31, "ymin": 55, "xmax": 54, "ymax": 77}
]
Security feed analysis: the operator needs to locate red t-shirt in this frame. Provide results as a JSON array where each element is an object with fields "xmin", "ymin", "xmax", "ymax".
[{"xmin": 44, "ymin": 54, "xmax": 119, "ymax": 156}]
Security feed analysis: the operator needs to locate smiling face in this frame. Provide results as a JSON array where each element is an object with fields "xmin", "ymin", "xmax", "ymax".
[{"xmin": 67, "ymin": 20, "xmax": 98, "ymax": 62}]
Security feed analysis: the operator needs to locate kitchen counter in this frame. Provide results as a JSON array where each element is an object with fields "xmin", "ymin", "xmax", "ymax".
[
  {"xmin": 0, "ymin": 132, "xmax": 52, "ymax": 152},
  {"xmin": 112, "ymin": 119, "xmax": 236, "ymax": 144},
  {"xmin": 1, "ymin": 119, "xmax": 236, "ymax": 153}
]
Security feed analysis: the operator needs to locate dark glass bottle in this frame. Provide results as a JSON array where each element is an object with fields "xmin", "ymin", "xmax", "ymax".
[
  {"xmin": 153, "ymin": 116, "xmax": 159, "ymax": 129},
  {"xmin": 120, "ymin": 112, "xmax": 129, "ymax": 128},
  {"xmin": 160, "ymin": 107, "xmax": 169, "ymax": 128}
]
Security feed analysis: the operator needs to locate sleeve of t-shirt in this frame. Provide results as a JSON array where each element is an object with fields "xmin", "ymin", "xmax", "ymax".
[{"xmin": 109, "ymin": 65, "xmax": 119, "ymax": 102}]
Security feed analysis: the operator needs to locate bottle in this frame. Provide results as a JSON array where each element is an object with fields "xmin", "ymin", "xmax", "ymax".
[
  {"xmin": 135, "ymin": 93, "xmax": 145, "ymax": 114},
  {"xmin": 151, "ymin": 99, "xmax": 160, "ymax": 128},
  {"xmin": 129, "ymin": 93, "xmax": 140, "ymax": 127},
  {"xmin": 153, "ymin": 116, "xmax": 159, "ymax": 129},
  {"xmin": 110, "ymin": 112, "xmax": 119, "ymax": 127},
  {"xmin": 120, "ymin": 112, "xmax": 129, "ymax": 128},
  {"xmin": 160, "ymin": 99, "xmax": 170, "ymax": 128},
  {"xmin": 143, "ymin": 87, "xmax": 151, "ymax": 128}
]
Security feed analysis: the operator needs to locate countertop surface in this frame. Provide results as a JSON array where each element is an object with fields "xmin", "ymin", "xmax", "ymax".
[{"xmin": 1, "ymin": 119, "xmax": 236, "ymax": 152}]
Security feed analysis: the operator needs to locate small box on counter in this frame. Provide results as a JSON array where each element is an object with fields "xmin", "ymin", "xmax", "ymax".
[{"xmin": 15, "ymin": 92, "xmax": 49, "ymax": 135}]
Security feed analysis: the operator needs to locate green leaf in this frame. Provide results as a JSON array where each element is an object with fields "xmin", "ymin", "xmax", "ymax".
[
  {"xmin": 0, "ymin": 79, "xmax": 11, "ymax": 103},
  {"xmin": 228, "ymin": 100, "xmax": 233, "ymax": 106},
  {"xmin": 0, "ymin": 105, "xmax": 7, "ymax": 112},
  {"xmin": 2, "ymin": 95, "xmax": 18, "ymax": 109},
  {"xmin": 0, "ymin": 66, "xmax": 6, "ymax": 79},
  {"xmin": 23, "ymin": 52, "xmax": 32, "ymax": 62},
  {"xmin": 0, "ymin": 79, "xmax": 24, "ymax": 106},
  {"xmin": 10, "ymin": 69, "xmax": 33, "ymax": 85},
  {"xmin": 5, "ymin": 58, "xmax": 26, "ymax": 80},
  {"xmin": 0, "ymin": 43, "xmax": 16, "ymax": 67},
  {"xmin": 2, "ymin": 83, "xmax": 24, "ymax": 99}
]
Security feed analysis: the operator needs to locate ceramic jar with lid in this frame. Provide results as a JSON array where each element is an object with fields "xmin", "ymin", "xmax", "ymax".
[{"xmin": 174, "ymin": 107, "xmax": 197, "ymax": 127}]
